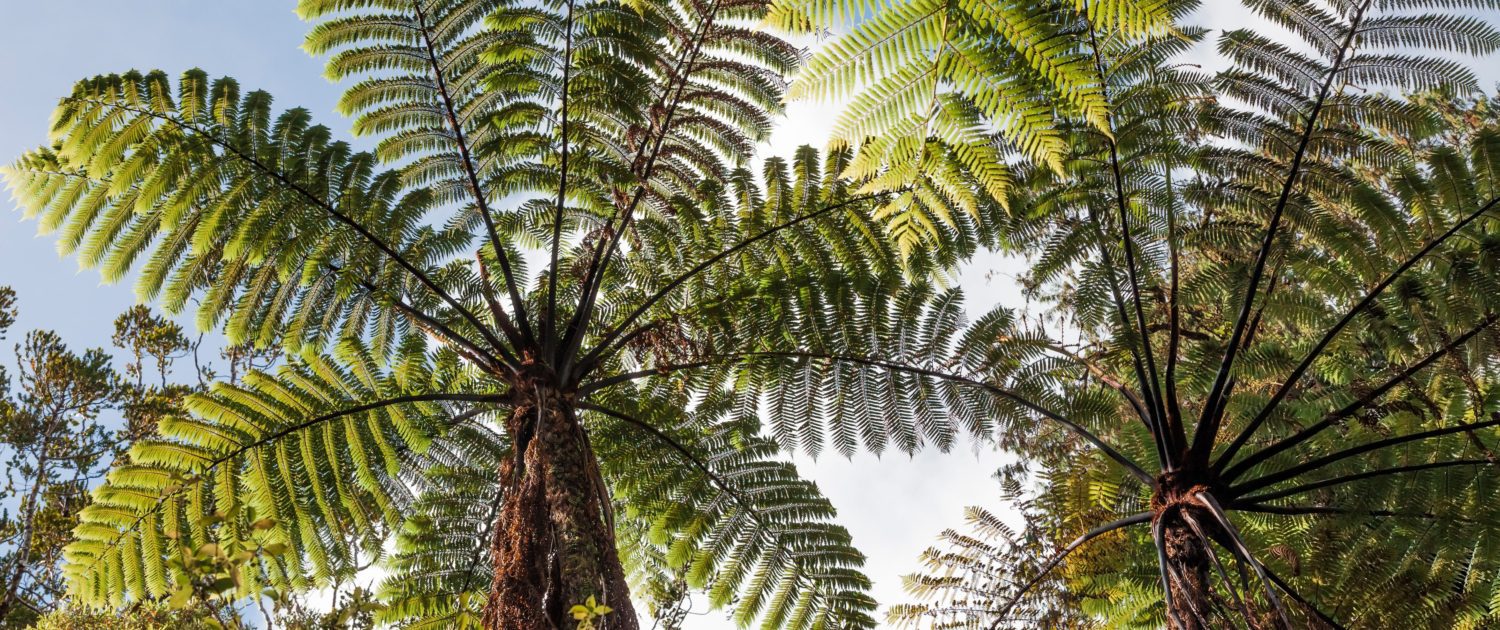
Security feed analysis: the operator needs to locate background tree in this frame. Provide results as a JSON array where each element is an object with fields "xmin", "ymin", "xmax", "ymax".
[
  {"xmin": 0, "ymin": 290, "xmax": 118, "ymax": 627},
  {"xmin": 113, "ymin": 306, "xmax": 192, "ymax": 390},
  {"xmin": 30, "ymin": 602, "xmax": 217, "ymax": 630},
  {"xmin": 0, "ymin": 292, "xmax": 256, "ymax": 628}
]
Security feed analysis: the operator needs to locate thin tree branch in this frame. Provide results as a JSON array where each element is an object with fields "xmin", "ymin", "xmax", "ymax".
[
  {"xmin": 1216, "ymin": 196, "xmax": 1500, "ymax": 471},
  {"xmin": 457, "ymin": 483, "xmax": 506, "ymax": 607},
  {"xmin": 578, "ymin": 360, "xmax": 718, "ymax": 395},
  {"xmin": 472, "ymin": 251, "xmax": 528, "ymax": 347}
]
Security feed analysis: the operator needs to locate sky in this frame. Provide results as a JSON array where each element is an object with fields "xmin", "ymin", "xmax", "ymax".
[{"xmin": 4, "ymin": 2, "xmax": 1497, "ymax": 628}]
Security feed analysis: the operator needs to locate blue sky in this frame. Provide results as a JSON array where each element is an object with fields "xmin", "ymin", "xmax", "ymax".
[{"xmin": 0, "ymin": 3, "xmax": 352, "ymax": 352}]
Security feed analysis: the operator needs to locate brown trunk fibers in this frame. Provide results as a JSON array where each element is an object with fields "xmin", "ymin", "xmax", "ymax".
[
  {"xmin": 483, "ymin": 385, "xmax": 639, "ymax": 630},
  {"xmin": 1160, "ymin": 517, "xmax": 1213, "ymax": 630},
  {"xmin": 1152, "ymin": 473, "xmax": 1224, "ymax": 630}
]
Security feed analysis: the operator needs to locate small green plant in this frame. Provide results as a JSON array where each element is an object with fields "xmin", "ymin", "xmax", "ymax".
[
  {"xmin": 162, "ymin": 514, "xmax": 288, "ymax": 629},
  {"xmin": 569, "ymin": 596, "xmax": 613, "ymax": 630}
]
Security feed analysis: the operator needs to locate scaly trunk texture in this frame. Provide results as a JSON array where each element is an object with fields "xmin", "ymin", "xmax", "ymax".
[
  {"xmin": 483, "ymin": 386, "xmax": 638, "ymax": 630},
  {"xmin": 1162, "ymin": 518, "xmax": 1212, "ymax": 630},
  {"xmin": 1153, "ymin": 471, "xmax": 1217, "ymax": 630}
]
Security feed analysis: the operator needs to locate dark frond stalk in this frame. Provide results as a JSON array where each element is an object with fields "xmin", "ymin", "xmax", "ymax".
[
  {"xmin": 577, "ymin": 360, "xmax": 717, "ymax": 395},
  {"xmin": 1260, "ymin": 565, "xmax": 1346, "ymax": 630},
  {"xmin": 475, "ymin": 251, "xmax": 528, "ymax": 347},
  {"xmin": 1158, "ymin": 507, "xmax": 1222, "ymax": 630},
  {"xmin": 411, "ymin": 0, "xmax": 535, "ymax": 345},
  {"xmin": 1232, "ymin": 414, "xmax": 1500, "ymax": 496},
  {"xmin": 1234, "ymin": 459, "xmax": 1495, "ymax": 504},
  {"xmin": 1165, "ymin": 166, "xmax": 1185, "ymax": 453},
  {"xmin": 1086, "ymin": 201, "xmax": 1173, "ymax": 470},
  {"xmin": 1223, "ymin": 314, "xmax": 1499, "ymax": 483},
  {"xmin": 986, "ymin": 512, "xmax": 1152, "ymax": 629},
  {"xmin": 545, "ymin": 0, "xmax": 577, "ymax": 356},
  {"xmin": 66, "ymin": 97, "xmax": 513, "ymax": 366},
  {"xmin": 1216, "ymin": 197, "xmax": 1500, "ymax": 471},
  {"xmin": 1230, "ymin": 503, "xmax": 1482, "ymax": 524},
  {"xmin": 610, "ymin": 12, "xmax": 716, "ymax": 219},
  {"xmin": 399, "ymin": 302, "xmax": 512, "ymax": 374},
  {"xmin": 558, "ymin": 0, "xmax": 724, "ymax": 376},
  {"xmin": 346, "ymin": 270, "xmax": 517, "ymax": 371},
  {"xmin": 1181, "ymin": 511, "xmax": 1253, "ymax": 623},
  {"xmin": 1199, "ymin": 0, "xmax": 1373, "ymax": 457},
  {"xmin": 575, "ymin": 192, "xmax": 888, "ymax": 373},
  {"xmin": 1087, "ymin": 22, "xmax": 1174, "ymax": 460},
  {"xmin": 1152, "ymin": 517, "xmax": 1186, "ymax": 629},
  {"xmin": 1205, "ymin": 266, "xmax": 1280, "ymax": 435}
]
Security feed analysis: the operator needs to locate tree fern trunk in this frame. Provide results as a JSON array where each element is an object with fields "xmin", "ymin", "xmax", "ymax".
[
  {"xmin": 484, "ymin": 392, "xmax": 639, "ymax": 630},
  {"xmin": 1162, "ymin": 519, "xmax": 1212, "ymax": 630}
]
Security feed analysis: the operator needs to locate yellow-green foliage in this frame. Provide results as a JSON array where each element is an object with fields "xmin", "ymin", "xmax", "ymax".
[
  {"xmin": 30, "ymin": 604, "xmax": 216, "ymax": 630},
  {"xmin": 62, "ymin": 339, "xmax": 479, "ymax": 608},
  {"xmin": 767, "ymin": 0, "xmax": 1176, "ymax": 254}
]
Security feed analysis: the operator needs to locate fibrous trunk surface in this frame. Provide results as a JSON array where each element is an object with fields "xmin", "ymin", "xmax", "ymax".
[
  {"xmin": 1154, "ymin": 471, "xmax": 1221, "ymax": 630},
  {"xmin": 1162, "ymin": 518, "xmax": 1213, "ymax": 630},
  {"xmin": 483, "ymin": 386, "xmax": 638, "ymax": 630}
]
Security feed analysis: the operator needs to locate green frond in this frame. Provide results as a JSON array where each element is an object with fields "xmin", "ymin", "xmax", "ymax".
[{"xmin": 63, "ymin": 342, "xmax": 492, "ymax": 607}]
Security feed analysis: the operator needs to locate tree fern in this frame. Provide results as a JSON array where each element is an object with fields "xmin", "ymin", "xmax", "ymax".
[
  {"xmin": 0, "ymin": 1, "xmax": 1026, "ymax": 615},
  {"xmin": 877, "ymin": 0, "xmax": 1500, "ymax": 627},
  {"xmin": 0, "ymin": 0, "xmax": 960, "ymax": 625}
]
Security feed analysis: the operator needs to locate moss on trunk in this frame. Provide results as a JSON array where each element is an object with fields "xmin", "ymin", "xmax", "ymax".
[{"xmin": 483, "ymin": 388, "xmax": 638, "ymax": 630}]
